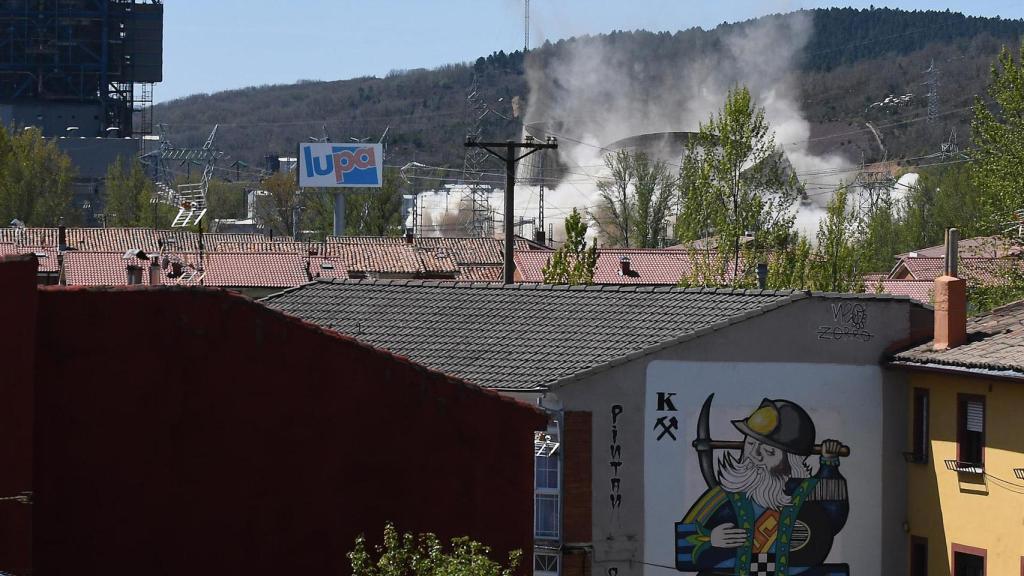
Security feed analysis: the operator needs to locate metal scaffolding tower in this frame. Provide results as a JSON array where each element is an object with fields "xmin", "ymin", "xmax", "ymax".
[
  {"xmin": 462, "ymin": 75, "xmax": 494, "ymax": 237},
  {"xmin": 0, "ymin": 0, "xmax": 163, "ymax": 137}
]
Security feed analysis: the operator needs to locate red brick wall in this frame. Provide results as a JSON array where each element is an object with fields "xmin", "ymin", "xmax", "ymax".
[
  {"xmin": 562, "ymin": 411, "xmax": 592, "ymax": 544},
  {"xmin": 0, "ymin": 256, "xmax": 37, "ymax": 573},
  {"xmin": 0, "ymin": 259, "xmax": 546, "ymax": 576},
  {"xmin": 562, "ymin": 549, "xmax": 592, "ymax": 576}
]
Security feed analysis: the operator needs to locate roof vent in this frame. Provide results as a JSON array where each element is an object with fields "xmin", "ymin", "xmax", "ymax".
[
  {"xmin": 123, "ymin": 248, "xmax": 147, "ymax": 260},
  {"xmin": 619, "ymin": 256, "xmax": 631, "ymax": 275},
  {"xmin": 320, "ymin": 262, "xmax": 335, "ymax": 270}
]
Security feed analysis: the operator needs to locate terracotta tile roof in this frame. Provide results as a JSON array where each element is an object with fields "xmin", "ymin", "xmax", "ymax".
[
  {"xmin": 307, "ymin": 256, "xmax": 350, "ymax": 280},
  {"xmin": 200, "ymin": 252, "xmax": 308, "ymax": 288},
  {"xmin": 323, "ymin": 242, "xmax": 423, "ymax": 275},
  {"xmin": 897, "ymin": 235, "xmax": 1022, "ymax": 259},
  {"xmin": 891, "ymin": 256, "xmax": 1021, "ymax": 284},
  {"xmin": 204, "ymin": 233, "xmax": 291, "ymax": 249},
  {"xmin": 64, "ymin": 228, "xmax": 196, "ymax": 252},
  {"xmin": 415, "ymin": 237, "xmax": 504, "ymax": 265},
  {"xmin": 0, "ymin": 227, "xmax": 58, "ymax": 247},
  {"xmin": 414, "ymin": 245, "xmax": 460, "ymax": 274},
  {"xmin": 62, "ymin": 228, "xmax": 291, "ymax": 253},
  {"xmin": 865, "ymin": 279, "xmax": 934, "ymax": 303},
  {"xmin": 455, "ymin": 265, "xmax": 503, "ymax": 281},
  {"xmin": 62, "ymin": 251, "xmax": 308, "ymax": 288},
  {"xmin": 0, "ymin": 244, "xmax": 59, "ymax": 272},
  {"xmin": 893, "ymin": 300, "xmax": 1024, "ymax": 376},
  {"xmin": 326, "ymin": 236, "xmax": 408, "ymax": 245},
  {"xmin": 215, "ymin": 241, "xmax": 319, "ymax": 254},
  {"xmin": 515, "ymin": 249, "xmax": 706, "ymax": 285},
  {"xmin": 324, "ymin": 236, "xmax": 547, "ymax": 266},
  {"xmin": 62, "ymin": 251, "xmax": 163, "ymax": 286}
]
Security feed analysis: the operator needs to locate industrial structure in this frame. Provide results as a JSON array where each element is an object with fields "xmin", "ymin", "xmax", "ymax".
[
  {"xmin": 0, "ymin": 0, "xmax": 162, "ymax": 138},
  {"xmin": 0, "ymin": 0, "xmax": 164, "ymax": 225}
]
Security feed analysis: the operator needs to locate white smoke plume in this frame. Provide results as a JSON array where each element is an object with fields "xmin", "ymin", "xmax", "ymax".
[{"xmin": 516, "ymin": 11, "xmax": 852, "ymax": 243}]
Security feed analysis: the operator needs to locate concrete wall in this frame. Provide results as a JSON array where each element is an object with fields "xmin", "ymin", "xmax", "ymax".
[
  {"xmin": 904, "ymin": 369, "xmax": 1024, "ymax": 576},
  {"xmin": 552, "ymin": 296, "xmax": 926, "ymax": 576},
  {"xmin": 0, "ymin": 255, "xmax": 546, "ymax": 576}
]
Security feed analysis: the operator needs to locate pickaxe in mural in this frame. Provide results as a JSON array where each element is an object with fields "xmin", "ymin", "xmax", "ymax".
[{"xmin": 675, "ymin": 394, "xmax": 851, "ymax": 576}]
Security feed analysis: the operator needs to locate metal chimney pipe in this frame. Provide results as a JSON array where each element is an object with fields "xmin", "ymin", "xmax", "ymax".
[{"xmin": 945, "ymin": 228, "xmax": 959, "ymax": 277}]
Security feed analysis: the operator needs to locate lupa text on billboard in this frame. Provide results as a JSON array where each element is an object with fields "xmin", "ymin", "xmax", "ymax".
[{"xmin": 299, "ymin": 142, "xmax": 383, "ymax": 188}]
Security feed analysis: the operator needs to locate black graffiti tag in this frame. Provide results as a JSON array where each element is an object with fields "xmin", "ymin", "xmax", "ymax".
[
  {"xmin": 654, "ymin": 415, "xmax": 678, "ymax": 441},
  {"xmin": 654, "ymin": 391, "xmax": 679, "ymax": 441},
  {"xmin": 609, "ymin": 404, "xmax": 623, "ymax": 510}
]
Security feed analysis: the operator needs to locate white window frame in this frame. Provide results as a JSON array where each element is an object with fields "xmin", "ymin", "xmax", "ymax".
[
  {"xmin": 534, "ymin": 421, "xmax": 561, "ymax": 541},
  {"xmin": 534, "ymin": 550, "xmax": 559, "ymax": 576}
]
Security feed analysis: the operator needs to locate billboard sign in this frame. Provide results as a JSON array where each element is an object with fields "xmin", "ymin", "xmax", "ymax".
[{"xmin": 299, "ymin": 142, "xmax": 383, "ymax": 188}]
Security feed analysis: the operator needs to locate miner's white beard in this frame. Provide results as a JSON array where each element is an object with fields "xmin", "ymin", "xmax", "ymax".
[{"xmin": 717, "ymin": 450, "xmax": 811, "ymax": 510}]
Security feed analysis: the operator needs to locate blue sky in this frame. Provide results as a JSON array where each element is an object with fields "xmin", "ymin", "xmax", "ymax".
[{"xmin": 160, "ymin": 1, "xmax": 1024, "ymax": 102}]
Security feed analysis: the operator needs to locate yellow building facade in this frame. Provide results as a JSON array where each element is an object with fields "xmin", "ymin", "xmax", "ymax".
[
  {"xmin": 892, "ymin": 292, "xmax": 1024, "ymax": 576},
  {"xmin": 900, "ymin": 370, "xmax": 1024, "ymax": 575}
]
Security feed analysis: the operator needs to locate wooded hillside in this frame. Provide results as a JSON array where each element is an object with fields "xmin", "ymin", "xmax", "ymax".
[{"xmin": 152, "ymin": 8, "xmax": 1024, "ymax": 188}]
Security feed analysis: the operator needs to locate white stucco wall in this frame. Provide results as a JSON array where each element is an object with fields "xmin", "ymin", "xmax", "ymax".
[{"xmin": 642, "ymin": 361, "xmax": 885, "ymax": 576}]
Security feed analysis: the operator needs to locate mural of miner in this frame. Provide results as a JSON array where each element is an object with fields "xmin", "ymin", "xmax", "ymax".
[{"xmin": 675, "ymin": 394, "xmax": 850, "ymax": 576}]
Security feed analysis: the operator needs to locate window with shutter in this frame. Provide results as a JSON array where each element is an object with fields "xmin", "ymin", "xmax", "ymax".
[
  {"xmin": 958, "ymin": 395, "xmax": 985, "ymax": 467},
  {"xmin": 911, "ymin": 388, "xmax": 929, "ymax": 463}
]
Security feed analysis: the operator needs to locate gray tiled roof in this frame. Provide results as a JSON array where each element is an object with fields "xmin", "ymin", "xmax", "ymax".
[
  {"xmin": 892, "ymin": 300, "xmax": 1024, "ymax": 376},
  {"xmin": 262, "ymin": 280, "xmax": 807, "ymax": 390}
]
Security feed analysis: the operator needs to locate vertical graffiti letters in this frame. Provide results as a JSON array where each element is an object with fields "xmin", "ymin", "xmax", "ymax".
[{"xmin": 609, "ymin": 404, "xmax": 623, "ymax": 509}]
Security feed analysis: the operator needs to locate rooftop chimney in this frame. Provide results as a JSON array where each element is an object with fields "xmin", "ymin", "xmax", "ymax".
[
  {"xmin": 149, "ymin": 259, "xmax": 162, "ymax": 285},
  {"xmin": 405, "ymin": 228, "xmax": 414, "ymax": 244},
  {"xmin": 58, "ymin": 221, "xmax": 66, "ymax": 252},
  {"xmin": 126, "ymin": 265, "xmax": 143, "ymax": 285},
  {"xmin": 619, "ymin": 256, "xmax": 631, "ymax": 275},
  {"xmin": 933, "ymin": 228, "xmax": 966, "ymax": 350}
]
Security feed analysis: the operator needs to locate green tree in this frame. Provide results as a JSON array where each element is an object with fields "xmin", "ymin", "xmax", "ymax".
[
  {"xmin": 254, "ymin": 170, "xmax": 302, "ymax": 237},
  {"xmin": 301, "ymin": 168, "xmax": 405, "ymax": 238},
  {"xmin": 593, "ymin": 150, "xmax": 634, "ymax": 247},
  {"xmin": 205, "ymin": 178, "xmax": 248, "ymax": 222},
  {"xmin": 593, "ymin": 150, "xmax": 675, "ymax": 248},
  {"xmin": 856, "ymin": 192, "xmax": 902, "ymax": 275},
  {"xmin": 348, "ymin": 523, "xmax": 520, "ymax": 576},
  {"xmin": 345, "ymin": 168, "xmax": 405, "ymax": 236},
  {"xmin": 103, "ymin": 156, "xmax": 156, "ymax": 226},
  {"xmin": 0, "ymin": 127, "xmax": 76, "ymax": 226},
  {"xmin": 767, "ymin": 233, "xmax": 813, "ymax": 290},
  {"xmin": 809, "ymin": 187, "xmax": 864, "ymax": 292},
  {"xmin": 542, "ymin": 208, "xmax": 598, "ymax": 285},
  {"xmin": 971, "ymin": 45, "xmax": 1024, "ymax": 232},
  {"xmin": 901, "ymin": 163, "xmax": 981, "ymax": 250},
  {"xmin": 676, "ymin": 86, "xmax": 801, "ymax": 284}
]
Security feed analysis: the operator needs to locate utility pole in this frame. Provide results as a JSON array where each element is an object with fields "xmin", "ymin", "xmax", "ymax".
[
  {"xmin": 465, "ymin": 135, "xmax": 557, "ymax": 284},
  {"xmin": 536, "ymin": 149, "xmax": 546, "ymax": 244}
]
